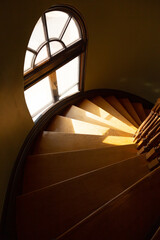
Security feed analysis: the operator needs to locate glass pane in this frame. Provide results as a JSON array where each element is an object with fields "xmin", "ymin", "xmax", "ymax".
[
  {"xmin": 56, "ymin": 56, "xmax": 79, "ymax": 96},
  {"xmin": 45, "ymin": 11, "xmax": 69, "ymax": 39},
  {"xmin": 33, "ymin": 102, "xmax": 54, "ymax": 122},
  {"xmin": 59, "ymin": 84, "xmax": 79, "ymax": 100},
  {"xmin": 35, "ymin": 45, "xmax": 48, "ymax": 66},
  {"xmin": 24, "ymin": 76, "xmax": 54, "ymax": 117},
  {"xmin": 28, "ymin": 17, "xmax": 45, "ymax": 51},
  {"xmin": 50, "ymin": 41, "xmax": 64, "ymax": 56},
  {"xmin": 24, "ymin": 50, "xmax": 35, "ymax": 72},
  {"xmin": 62, "ymin": 18, "xmax": 81, "ymax": 47}
]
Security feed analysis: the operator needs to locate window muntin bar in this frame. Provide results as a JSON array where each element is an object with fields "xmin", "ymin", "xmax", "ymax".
[{"xmin": 23, "ymin": 6, "xmax": 87, "ymax": 120}]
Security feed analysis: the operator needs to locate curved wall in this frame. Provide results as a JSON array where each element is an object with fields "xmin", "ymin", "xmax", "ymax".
[{"xmin": 0, "ymin": 0, "xmax": 160, "ymax": 219}]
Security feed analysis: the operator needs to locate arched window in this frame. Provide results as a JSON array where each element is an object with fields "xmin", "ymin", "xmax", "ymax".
[{"xmin": 24, "ymin": 5, "xmax": 87, "ymax": 120}]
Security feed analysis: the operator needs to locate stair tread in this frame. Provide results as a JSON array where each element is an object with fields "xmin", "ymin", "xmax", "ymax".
[
  {"xmin": 23, "ymin": 144, "xmax": 137, "ymax": 193},
  {"xmin": 17, "ymin": 154, "xmax": 148, "ymax": 240},
  {"xmin": 145, "ymin": 108, "xmax": 151, "ymax": 116},
  {"xmin": 65, "ymin": 105, "xmax": 137, "ymax": 134},
  {"xmin": 46, "ymin": 115, "xmax": 112, "ymax": 135},
  {"xmin": 92, "ymin": 96, "xmax": 136, "ymax": 131},
  {"xmin": 78, "ymin": 98, "xmax": 137, "ymax": 133},
  {"xmin": 57, "ymin": 166, "xmax": 160, "ymax": 240},
  {"xmin": 105, "ymin": 95, "xmax": 139, "ymax": 127},
  {"xmin": 32, "ymin": 131, "xmax": 134, "ymax": 154},
  {"xmin": 132, "ymin": 102, "xmax": 147, "ymax": 122},
  {"xmin": 119, "ymin": 98, "xmax": 142, "ymax": 125}
]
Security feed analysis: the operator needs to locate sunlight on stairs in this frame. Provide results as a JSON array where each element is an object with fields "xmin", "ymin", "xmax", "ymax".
[{"xmin": 16, "ymin": 94, "xmax": 160, "ymax": 240}]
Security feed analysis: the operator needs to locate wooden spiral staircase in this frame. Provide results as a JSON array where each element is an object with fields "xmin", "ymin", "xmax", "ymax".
[{"xmin": 2, "ymin": 89, "xmax": 160, "ymax": 240}]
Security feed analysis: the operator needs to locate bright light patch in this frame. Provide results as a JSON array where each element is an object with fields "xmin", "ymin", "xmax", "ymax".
[
  {"xmin": 103, "ymin": 136, "xmax": 134, "ymax": 145},
  {"xmin": 62, "ymin": 18, "xmax": 81, "ymax": 46},
  {"xmin": 45, "ymin": 11, "xmax": 68, "ymax": 39},
  {"xmin": 24, "ymin": 76, "xmax": 54, "ymax": 118},
  {"xmin": 28, "ymin": 18, "xmax": 45, "ymax": 51},
  {"xmin": 24, "ymin": 50, "xmax": 34, "ymax": 72},
  {"xmin": 35, "ymin": 45, "xmax": 49, "ymax": 66},
  {"xmin": 24, "ymin": 8, "xmax": 84, "ymax": 120},
  {"xmin": 59, "ymin": 84, "xmax": 79, "ymax": 100},
  {"xmin": 49, "ymin": 41, "xmax": 64, "ymax": 56},
  {"xmin": 57, "ymin": 57, "xmax": 79, "ymax": 96}
]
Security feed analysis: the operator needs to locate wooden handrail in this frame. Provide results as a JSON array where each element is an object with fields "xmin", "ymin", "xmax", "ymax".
[
  {"xmin": 134, "ymin": 101, "xmax": 160, "ymax": 140},
  {"xmin": 137, "ymin": 122, "xmax": 160, "ymax": 150},
  {"xmin": 146, "ymin": 145, "xmax": 160, "ymax": 162},
  {"xmin": 134, "ymin": 98, "xmax": 160, "ymax": 169}
]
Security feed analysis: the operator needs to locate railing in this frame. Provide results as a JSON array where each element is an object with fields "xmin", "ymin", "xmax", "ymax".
[{"xmin": 134, "ymin": 98, "xmax": 160, "ymax": 170}]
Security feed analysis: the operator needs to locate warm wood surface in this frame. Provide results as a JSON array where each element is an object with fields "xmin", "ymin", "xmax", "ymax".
[
  {"xmin": 92, "ymin": 96, "xmax": 136, "ymax": 130},
  {"xmin": 134, "ymin": 111, "xmax": 154, "ymax": 140},
  {"xmin": 146, "ymin": 147, "xmax": 160, "ymax": 162},
  {"xmin": 17, "ymin": 154, "xmax": 148, "ymax": 240},
  {"xmin": 32, "ymin": 132, "xmax": 113, "ymax": 154},
  {"xmin": 78, "ymin": 99, "xmax": 137, "ymax": 133},
  {"xmin": 23, "ymin": 144, "xmax": 137, "ymax": 193},
  {"xmin": 32, "ymin": 131, "xmax": 134, "ymax": 154},
  {"xmin": 119, "ymin": 98, "xmax": 142, "ymax": 125},
  {"xmin": 57, "ymin": 166, "xmax": 160, "ymax": 240},
  {"xmin": 46, "ymin": 115, "xmax": 110, "ymax": 135},
  {"xmin": 145, "ymin": 108, "xmax": 151, "ymax": 116},
  {"xmin": 105, "ymin": 95, "xmax": 139, "ymax": 127},
  {"xmin": 148, "ymin": 158, "xmax": 159, "ymax": 170},
  {"xmin": 132, "ymin": 102, "xmax": 147, "ymax": 121},
  {"xmin": 15, "ymin": 92, "xmax": 154, "ymax": 240},
  {"xmin": 65, "ymin": 105, "xmax": 136, "ymax": 134}
]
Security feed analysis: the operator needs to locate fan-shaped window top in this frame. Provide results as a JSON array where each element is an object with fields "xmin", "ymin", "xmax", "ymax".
[{"xmin": 23, "ymin": 6, "xmax": 87, "ymax": 121}]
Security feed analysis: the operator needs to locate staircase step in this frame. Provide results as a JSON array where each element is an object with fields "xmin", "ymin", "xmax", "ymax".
[
  {"xmin": 64, "ymin": 105, "xmax": 136, "ymax": 134},
  {"xmin": 32, "ymin": 131, "xmax": 134, "ymax": 154},
  {"xmin": 145, "ymin": 108, "xmax": 151, "ymax": 116},
  {"xmin": 132, "ymin": 102, "xmax": 147, "ymax": 122},
  {"xmin": 105, "ymin": 95, "xmax": 139, "ymax": 127},
  {"xmin": 46, "ymin": 115, "xmax": 110, "ymax": 135},
  {"xmin": 57, "ymin": 166, "xmax": 160, "ymax": 240},
  {"xmin": 17, "ymin": 154, "xmax": 148, "ymax": 240},
  {"xmin": 91, "ymin": 96, "xmax": 136, "ymax": 131},
  {"xmin": 23, "ymin": 144, "xmax": 137, "ymax": 193},
  {"xmin": 119, "ymin": 98, "xmax": 142, "ymax": 125},
  {"xmin": 78, "ymin": 99, "xmax": 136, "ymax": 134},
  {"xmin": 32, "ymin": 132, "xmax": 113, "ymax": 154}
]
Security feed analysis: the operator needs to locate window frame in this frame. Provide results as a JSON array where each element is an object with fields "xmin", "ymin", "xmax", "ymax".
[{"xmin": 24, "ymin": 5, "xmax": 87, "ymax": 92}]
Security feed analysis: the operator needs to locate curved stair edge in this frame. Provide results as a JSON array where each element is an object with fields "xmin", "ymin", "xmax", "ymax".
[{"xmin": 0, "ymin": 88, "xmax": 153, "ymax": 240}]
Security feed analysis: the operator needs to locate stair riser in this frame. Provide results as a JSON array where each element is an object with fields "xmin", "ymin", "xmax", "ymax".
[{"xmin": 23, "ymin": 145, "xmax": 137, "ymax": 193}]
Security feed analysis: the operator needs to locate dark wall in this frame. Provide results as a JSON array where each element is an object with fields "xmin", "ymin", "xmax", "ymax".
[
  {"xmin": 0, "ymin": 0, "xmax": 160, "ymax": 219},
  {"xmin": 84, "ymin": 0, "xmax": 160, "ymax": 101}
]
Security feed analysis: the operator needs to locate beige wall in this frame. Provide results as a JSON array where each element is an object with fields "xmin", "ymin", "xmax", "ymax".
[{"xmin": 0, "ymin": 0, "xmax": 160, "ymax": 219}]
